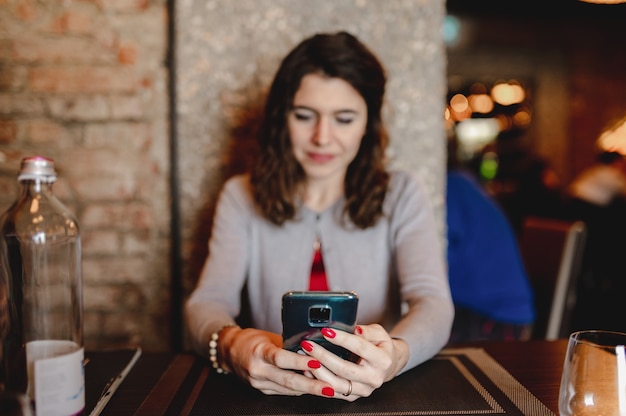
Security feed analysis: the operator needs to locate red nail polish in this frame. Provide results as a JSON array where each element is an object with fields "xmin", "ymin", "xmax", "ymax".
[
  {"xmin": 355, "ymin": 326, "xmax": 363, "ymax": 335},
  {"xmin": 321, "ymin": 328, "xmax": 336, "ymax": 338},
  {"xmin": 307, "ymin": 360, "xmax": 321, "ymax": 369},
  {"xmin": 301, "ymin": 340, "xmax": 313, "ymax": 352},
  {"xmin": 322, "ymin": 387, "xmax": 334, "ymax": 397}
]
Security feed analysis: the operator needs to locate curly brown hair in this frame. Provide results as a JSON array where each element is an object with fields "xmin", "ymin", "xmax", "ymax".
[{"xmin": 251, "ymin": 31, "xmax": 390, "ymax": 229}]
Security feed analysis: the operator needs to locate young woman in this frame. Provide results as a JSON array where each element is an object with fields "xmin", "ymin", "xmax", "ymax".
[{"xmin": 185, "ymin": 31, "xmax": 453, "ymax": 401}]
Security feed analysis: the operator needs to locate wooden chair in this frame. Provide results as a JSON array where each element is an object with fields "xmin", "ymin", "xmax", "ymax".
[{"xmin": 519, "ymin": 217, "xmax": 587, "ymax": 340}]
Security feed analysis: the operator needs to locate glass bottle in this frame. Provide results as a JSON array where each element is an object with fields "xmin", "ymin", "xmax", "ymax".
[{"xmin": 0, "ymin": 156, "xmax": 84, "ymax": 415}]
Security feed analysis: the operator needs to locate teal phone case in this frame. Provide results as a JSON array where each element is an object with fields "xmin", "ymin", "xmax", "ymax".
[{"xmin": 281, "ymin": 291, "xmax": 359, "ymax": 363}]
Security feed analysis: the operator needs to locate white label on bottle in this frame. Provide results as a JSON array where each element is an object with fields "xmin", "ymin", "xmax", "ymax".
[{"xmin": 26, "ymin": 340, "xmax": 85, "ymax": 416}]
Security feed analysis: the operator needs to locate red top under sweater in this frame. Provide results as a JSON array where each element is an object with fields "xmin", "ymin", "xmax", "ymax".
[{"xmin": 309, "ymin": 239, "xmax": 329, "ymax": 291}]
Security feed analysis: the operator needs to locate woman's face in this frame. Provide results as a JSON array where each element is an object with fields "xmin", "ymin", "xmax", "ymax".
[{"xmin": 288, "ymin": 73, "xmax": 367, "ymax": 185}]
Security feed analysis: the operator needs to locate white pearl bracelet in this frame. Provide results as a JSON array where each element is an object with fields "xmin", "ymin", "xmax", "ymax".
[{"xmin": 209, "ymin": 325, "xmax": 238, "ymax": 374}]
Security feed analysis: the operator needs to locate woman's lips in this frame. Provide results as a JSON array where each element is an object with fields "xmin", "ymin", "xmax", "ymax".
[{"xmin": 308, "ymin": 152, "xmax": 335, "ymax": 163}]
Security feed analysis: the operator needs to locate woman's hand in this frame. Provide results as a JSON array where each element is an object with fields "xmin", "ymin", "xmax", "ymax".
[
  {"xmin": 218, "ymin": 326, "xmax": 339, "ymax": 398},
  {"xmin": 298, "ymin": 324, "xmax": 409, "ymax": 401}
]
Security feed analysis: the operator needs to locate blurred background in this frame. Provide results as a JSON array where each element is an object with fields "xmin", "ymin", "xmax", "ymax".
[
  {"xmin": 445, "ymin": 0, "xmax": 626, "ymax": 232},
  {"xmin": 446, "ymin": 0, "xmax": 626, "ymax": 335}
]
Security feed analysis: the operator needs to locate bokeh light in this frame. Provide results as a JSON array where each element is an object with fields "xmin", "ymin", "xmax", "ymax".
[
  {"xmin": 446, "ymin": 79, "xmax": 532, "ymax": 161},
  {"xmin": 597, "ymin": 116, "xmax": 626, "ymax": 155}
]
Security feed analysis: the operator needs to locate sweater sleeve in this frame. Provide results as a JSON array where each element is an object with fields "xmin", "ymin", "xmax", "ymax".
[
  {"xmin": 184, "ymin": 175, "xmax": 252, "ymax": 357},
  {"xmin": 386, "ymin": 171, "xmax": 455, "ymax": 373}
]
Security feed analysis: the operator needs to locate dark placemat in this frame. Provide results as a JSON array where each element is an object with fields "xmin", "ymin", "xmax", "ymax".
[
  {"xmin": 139, "ymin": 348, "xmax": 555, "ymax": 416},
  {"xmin": 84, "ymin": 348, "xmax": 142, "ymax": 416}
]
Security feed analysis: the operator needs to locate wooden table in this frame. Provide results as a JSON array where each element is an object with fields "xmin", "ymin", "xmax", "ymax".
[
  {"xmin": 475, "ymin": 339, "xmax": 567, "ymax": 413},
  {"xmin": 89, "ymin": 339, "xmax": 568, "ymax": 415}
]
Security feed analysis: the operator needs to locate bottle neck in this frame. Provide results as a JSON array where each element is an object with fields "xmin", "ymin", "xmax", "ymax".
[{"xmin": 20, "ymin": 178, "xmax": 55, "ymax": 195}]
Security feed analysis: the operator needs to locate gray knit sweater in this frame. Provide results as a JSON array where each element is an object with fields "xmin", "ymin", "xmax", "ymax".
[{"xmin": 185, "ymin": 170, "xmax": 454, "ymax": 374}]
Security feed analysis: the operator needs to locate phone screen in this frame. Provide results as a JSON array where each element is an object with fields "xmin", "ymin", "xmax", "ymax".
[{"xmin": 281, "ymin": 291, "xmax": 360, "ymax": 362}]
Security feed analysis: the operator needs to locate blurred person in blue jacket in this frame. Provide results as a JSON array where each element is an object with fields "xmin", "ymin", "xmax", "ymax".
[{"xmin": 446, "ymin": 169, "xmax": 535, "ymax": 342}]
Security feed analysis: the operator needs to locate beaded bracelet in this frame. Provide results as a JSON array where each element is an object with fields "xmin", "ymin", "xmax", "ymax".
[{"xmin": 209, "ymin": 325, "xmax": 238, "ymax": 374}]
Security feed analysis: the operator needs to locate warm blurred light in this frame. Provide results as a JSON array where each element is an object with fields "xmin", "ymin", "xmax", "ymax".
[
  {"xmin": 449, "ymin": 94, "xmax": 472, "ymax": 121},
  {"xmin": 444, "ymin": 108, "xmax": 456, "ymax": 132},
  {"xmin": 455, "ymin": 118, "xmax": 500, "ymax": 159},
  {"xmin": 456, "ymin": 118, "xmax": 500, "ymax": 142},
  {"xmin": 579, "ymin": 0, "xmax": 626, "ymax": 3},
  {"xmin": 491, "ymin": 82, "xmax": 526, "ymax": 106},
  {"xmin": 446, "ymin": 78, "xmax": 532, "ymax": 160},
  {"xmin": 495, "ymin": 114, "xmax": 513, "ymax": 131},
  {"xmin": 469, "ymin": 82, "xmax": 488, "ymax": 95},
  {"xmin": 468, "ymin": 93, "xmax": 494, "ymax": 114},
  {"xmin": 450, "ymin": 93, "xmax": 469, "ymax": 112},
  {"xmin": 513, "ymin": 109, "xmax": 532, "ymax": 129},
  {"xmin": 597, "ymin": 116, "xmax": 626, "ymax": 155},
  {"xmin": 449, "ymin": 106, "xmax": 472, "ymax": 122}
]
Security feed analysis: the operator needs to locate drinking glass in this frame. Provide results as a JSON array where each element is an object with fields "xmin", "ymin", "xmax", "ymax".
[{"xmin": 559, "ymin": 330, "xmax": 626, "ymax": 416}]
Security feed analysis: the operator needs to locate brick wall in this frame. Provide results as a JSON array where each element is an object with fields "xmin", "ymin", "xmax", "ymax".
[{"xmin": 0, "ymin": 0, "xmax": 171, "ymax": 351}]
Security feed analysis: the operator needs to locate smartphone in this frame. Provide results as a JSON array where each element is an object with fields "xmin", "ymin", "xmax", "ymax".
[{"xmin": 281, "ymin": 291, "xmax": 360, "ymax": 363}]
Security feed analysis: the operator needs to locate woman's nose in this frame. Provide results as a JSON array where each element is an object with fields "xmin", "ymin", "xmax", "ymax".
[{"xmin": 312, "ymin": 118, "xmax": 331, "ymax": 146}]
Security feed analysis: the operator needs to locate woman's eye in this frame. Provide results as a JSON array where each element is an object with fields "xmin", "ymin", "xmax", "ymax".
[
  {"xmin": 336, "ymin": 116, "xmax": 355, "ymax": 125},
  {"xmin": 293, "ymin": 111, "xmax": 314, "ymax": 121}
]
